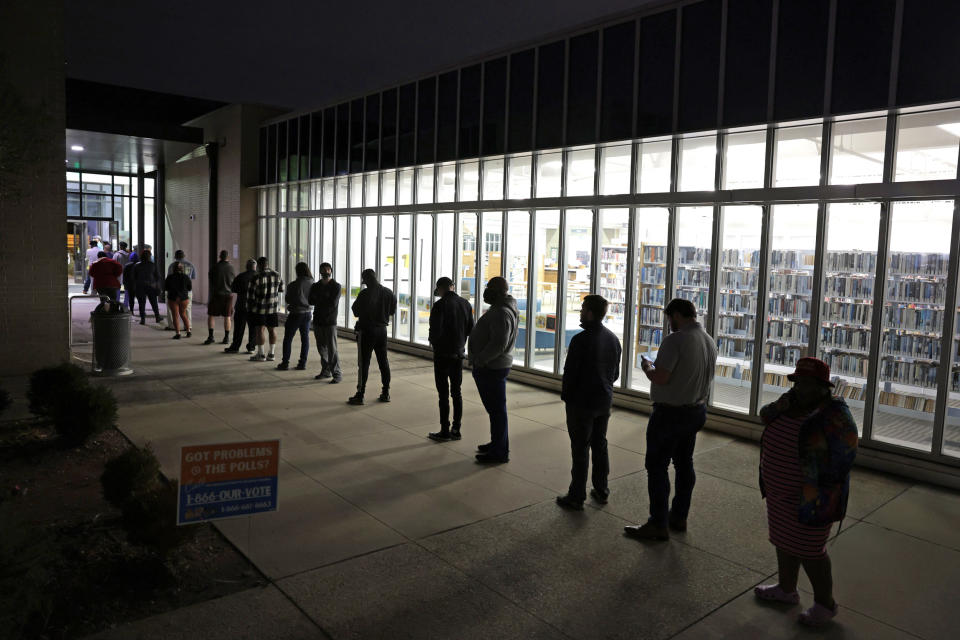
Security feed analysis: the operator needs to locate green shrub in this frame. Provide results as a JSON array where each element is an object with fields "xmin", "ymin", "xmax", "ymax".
[
  {"xmin": 101, "ymin": 445, "xmax": 161, "ymax": 509},
  {"xmin": 121, "ymin": 480, "xmax": 194, "ymax": 553},
  {"xmin": 27, "ymin": 363, "xmax": 87, "ymax": 417},
  {"xmin": 0, "ymin": 388, "xmax": 11, "ymax": 417},
  {"xmin": 52, "ymin": 384, "xmax": 117, "ymax": 446}
]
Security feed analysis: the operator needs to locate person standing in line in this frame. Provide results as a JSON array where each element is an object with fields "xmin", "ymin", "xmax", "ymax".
[
  {"xmin": 82, "ymin": 239, "xmax": 100, "ymax": 294},
  {"xmin": 753, "ymin": 357, "xmax": 857, "ymax": 627},
  {"xmin": 114, "ymin": 242, "xmax": 130, "ymax": 268},
  {"xmin": 308, "ymin": 262, "xmax": 342, "ymax": 383},
  {"xmin": 224, "ymin": 259, "xmax": 258, "ymax": 354},
  {"xmin": 122, "ymin": 249, "xmax": 139, "ymax": 315},
  {"xmin": 467, "ymin": 277, "xmax": 519, "ymax": 464},
  {"xmin": 205, "ymin": 250, "xmax": 236, "ymax": 345},
  {"xmin": 347, "ymin": 269, "xmax": 396, "ymax": 405},
  {"xmin": 624, "ymin": 298, "xmax": 717, "ymax": 541},
  {"xmin": 165, "ymin": 249, "xmax": 197, "ymax": 331},
  {"xmin": 427, "ymin": 277, "xmax": 474, "ymax": 442},
  {"xmin": 556, "ymin": 295, "xmax": 622, "ymax": 510},
  {"xmin": 277, "ymin": 262, "xmax": 315, "ymax": 371},
  {"xmin": 88, "ymin": 251, "xmax": 123, "ymax": 301},
  {"xmin": 164, "ymin": 262, "xmax": 192, "ymax": 339},
  {"xmin": 102, "ymin": 242, "xmax": 114, "ymax": 259},
  {"xmin": 247, "ymin": 256, "xmax": 283, "ymax": 362},
  {"xmin": 132, "ymin": 249, "xmax": 163, "ymax": 324}
]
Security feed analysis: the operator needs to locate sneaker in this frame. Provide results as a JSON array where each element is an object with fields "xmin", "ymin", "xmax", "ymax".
[
  {"xmin": 378, "ymin": 391, "xmax": 391, "ymax": 402},
  {"xmin": 428, "ymin": 430, "xmax": 451, "ymax": 442},
  {"xmin": 449, "ymin": 429, "xmax": 462, "ymax": 441},
  {"xmin": 246, "ymin": 345, "xmax": 256, "ymax": 353},
  {"xmin": 266, "ymin": 353, "xmax": 275, "ymax": 361},
  {"xmin": 224, "ymin": 347, "xmax": 239, "ymax": 353},
  {"xmin": 754, "ymin": 584, "xmax": 800, "ymax": 605},
  {"xmin": 347, "ymin": 395, "xmax": 364, "ymax": 405},
  {"xmin": 475, "ymin": 452, "xmax": 509, "ymax": 464},
  {"xmin": 185, "ymin": 331, "xmax": 192, "ymax": 338},
  {"xmin": 295, "ymin": 363, "xmax": 307, "ymax": 370},
  {"xmin": 330, "ymin": 377, "xmax": 342, "ymax": 384},
  {"xmin": 668, "ymin": 510, "xmax": 687, "ymax": 532},
  {"xmin": 203, "ymin": 337, "xmax": 215, "ymax": 345},
  {"xmin": 172, "ymin": 334, "xmax": 181, "ymax": 340},
  {"xmin": 590, "ymin": 488, "xmax": 609, "ymax": 505},
  {"xmin": 624, "ymin": 522, "xmax": 669, "ymax": 541},
  {"xmin": 477, "ymin": 442, "xmax": 492, "ymax": 452},
  {"xmin": 316, "ymin": 371, "xmax": 333, "ymax": 379},
  {"xmin": 139, "ymin": 319, "xmax": 146, "ymax": 325},
  {"xmin": 155, "ymin": 316, "xmax": 162, "ymax": 323},
  {"xmin": 250, "ymin": 354, "xmax": 266, "ymax": 362},
  {"xmin": 276, "ymin": 362, "xmax": 289, "ymax": 370},
  {"xmin": 798, "ymin": 602, "xmax": 838, "ymax": 627},
  {"xmin": 164, "ymin": 326, "xmax": 174, "ymax": 331},
  {"xmin": 555, "ymin": 495, "xmax": 584, "ymax": 511}
]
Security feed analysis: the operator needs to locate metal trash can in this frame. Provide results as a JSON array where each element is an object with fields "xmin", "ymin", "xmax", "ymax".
[{"xmin": 90, "ymin": 297, "xmax": 134, "ymax": 376}]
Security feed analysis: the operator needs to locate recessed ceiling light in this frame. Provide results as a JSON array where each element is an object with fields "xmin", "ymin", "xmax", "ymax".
[{"xmin": 71, "ymin": 145, "xmax": 84, "ymax": 151}]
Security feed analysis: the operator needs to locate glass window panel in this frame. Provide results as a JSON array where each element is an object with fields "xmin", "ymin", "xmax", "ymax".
[
  {"xmin": 760, "ymin": 204, "xmax": 817, "ymax": 409},
  {"xmin": 364, "ymin": 216, "xmax": 378, "ymax": 272},
  {"xmin": 144, "ymin": 199, "xmax": 155, "ymax": 249},
  {"xmin": 508, "ymin": 49, "xmax": 535, "ymax": 153},
  {"xmin": 561, "ymin": 209, "xmax": 593, "ymax": 367},
  {"xmin": 111, "ymin": 175, "xmax": 129, "ymax": 195},
  {"xmin": 678, "ymin": 134, "xmax": 717, "ymax": 191},
  {"xmin": 483, "ymin": 57, "xmax": 508, "ymax": 156},
  {"xmin": 397, "ymin": 214, "xmax": 412, "ymax": 340},
  {"xmin": 415, "ymin": 214, "xmax": 433, "ymax": 344},
  {"xmin": 482, "ymin": 158, "xmax": 504, "ymax": 200},
  {"xmin": 723, "ymin": 129, "xmax": 766, "ymax": 189},
  {"xmin": 379, "ymin": 215, "xmax": 396, "ymax": 333},
  {"xmin": 675, "ymin": 206, "xmax": 714, "ymax": 320},
  {"xmin": 566, "ymin": 31, "xmax": 599, "ymax": 146},
  {"xmin": 598, "ymin": 209, "xmax": 630, "ymax": 352},
  {"xmin": 536, "ymin": 41, "xmax": 565, "ymax": 149},
  {"xmin": 322, "ymin": 217, "xmax": 334, "ymax": 270},
  {"xmin": 829, "ymin": 116, "xmax": 886, "ymax": 185},
  {"xmin": 506, "ymin": 211, "xmax": 530, "ymax": 364},
  {"xmin": 285, "ymin": 218, "xmax": 298, "ymax": 284},
  {"xmin": 565, "ymin": 147, "xmax": 596, "ymax": 196},
  {"xmin": 713, "ymin": 205, "xmax": 762, "ymax": 413},
  {"xmin": 381, "ymin": 171, "xmax": 396, "ymax": 206},
  {"xmin": 459, "ymin": 65, "xmax": 481, "ymax": 159},
  {"xmin": 458, "ymin": 161, "xmax": 479, "ymax": 201},
  {"xmin": 398, "ymin": 169, "xmax": 414, "ymax": 205},
  {"xmin": 336, "ymin": 177, "xmax": 348, "ymax": 209},
  {"xmin": 631, "ymin": 207, "xmax": 670, "ymax": 393},
  {"xmin": 437, "ymin": 163, "xmax": 456, "ymax": 202},
  {"xmin": 875, "ymin": 201, "xmax": 953, "ymax": 453},
  {"xmin": 312, "ymin": 182, "xmax": 322, "ymax": 211},
  {"xmin": 774, "ymin": 122, "xmax": 823, "ymax": 187},
  {"xmin": 300, "ymin": 184, "xmax": 310, "ymax": 211},
  {"xmin": 532, "ymin": 210, "xmax": 561, "ymax": 372},
  {"xmin": 818, "ymin": 202, "xmax": 882, "ymax": 434},
  {"xmin": 144, "ymin": 178, "xmax": 155, "ymax": 198},
  {"xmin": 365, "ymin": 173, "xmax": 379, "ymax": 207},
  {"xmin": 480, "ymin": 211, "xmax": 503, "ymax": 314},
  {"xmin": 67, "ymin": 171, "xmax": 80, "ymax": 192},
  {"xmin": 284, "ymin": 185, "xmax": 295, "ymax": 212},
  {"xmin": 277, "ymin": 218, "xmax": 288, "ymax": 282},
  {"xmin": 535, "ymin": 150, "xmax": 563, "ymax": 197},
  {"xmin": 417, "ymin": 165, "xmax": 434, "ymax": 204},
  {"xmin": 82, "ymin": 173, "xmax": 112, "ymax": 193},
  {"xmin": 457, "ymin": 212, "xmax": 478, "ymax": 311},
  {"xmin": 507, "ymin": 154, "xmax": 532, "ymax": 199},
  {"xmin": 435, "ymin": 213, "xmax": 456, "ymax": 288},
  {"xmin": 381, "ymin": 90, "xmax": 397, "ymax": 170},
  {"xmin": 266, "ymin": 187, "xmax": 277, "ymax": 216},
  {"xmin": 637, "ymin": 138, "xmax": 672, "ymax": 193},
  {"xmin": 894, "ymin": 108, "xmax": 960, "ymax": 182},
  {"xmin": 309, "ymin": 218, "xmax": 320, "ymax": 274},
  {"xmin": 599, "ymin": 144, "xmax": 631, "ymax": 195},
  {"xmin": 335, "ymin": 218, "xmax": 347, "ymax": 327},
  {"xmin": 82, "ymin": 194, "xmax": 112, "ymax": 218},
  {"xmin": 600, "ymin": 21, "xmax": 636, "ymax": 142},
  {"xmin": 322, "ymin": 179, "xmax": 334, "ymax": 209},
  {"xmin": 350, "ymin": 175, "xmax": 363, "ymax": 207}
]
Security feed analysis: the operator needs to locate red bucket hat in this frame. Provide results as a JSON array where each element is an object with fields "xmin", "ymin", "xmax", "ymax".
[{"xmin": 787, "ymin": 357, "xmax": 834, "ymax": 387}]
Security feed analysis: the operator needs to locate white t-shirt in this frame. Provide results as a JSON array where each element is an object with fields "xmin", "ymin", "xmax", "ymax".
[{"xmin": 649, "ymin": 321, "xmax": 717, "ymax": 406}]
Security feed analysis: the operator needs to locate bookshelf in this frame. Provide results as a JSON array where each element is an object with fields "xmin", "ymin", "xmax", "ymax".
[{"xmin": 635, "ymin": 243, "xmax": 666, "ymax": 364}]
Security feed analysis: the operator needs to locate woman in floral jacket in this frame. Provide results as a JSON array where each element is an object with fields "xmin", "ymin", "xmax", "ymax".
[{"xmin": 754, "ymin": 357, "xmax": 858, "ymax": 627}]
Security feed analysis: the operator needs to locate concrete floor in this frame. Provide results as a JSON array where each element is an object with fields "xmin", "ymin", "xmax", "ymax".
[{"xmin": 49, "ymin": 300, "xmax": 960, "ymax": 639}]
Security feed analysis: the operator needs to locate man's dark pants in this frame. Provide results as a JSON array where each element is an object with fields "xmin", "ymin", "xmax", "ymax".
[
  {"xmin": 434, "ymin": 355, "xmax": 463, "ymax": 430},
  {"xmin": 356, "ymin": 325, "xmax": 390, "ymax": 395},
  {"xmin": 472, "ymin": 367, "xmax": 510, "ymax": 456},
  {"xmin": 645, "ymin": 403, "xmax": 706, "ymax": 526},
  {"xmin": 565, "ymin": 403, "xmax": 611, "ymax": 502},
  {"xmin": 95, "ymin": 287, "xmax": 119, "ymax": 301},
  {"xmin": 281, "ymin": 311, "xmax": 311, "ymax": 365},
  {"xmin": 136, "ymin": 289, "xmax": 160, "ymax": 320},
  {"xmin": 228, "ymin": 307, "xmax": 254, "ymax": 351}
]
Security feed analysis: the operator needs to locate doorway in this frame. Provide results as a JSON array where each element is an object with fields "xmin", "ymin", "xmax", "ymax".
[{"xmin": 67, "ymin": 219, "xmax": 118, "ymax": 291}]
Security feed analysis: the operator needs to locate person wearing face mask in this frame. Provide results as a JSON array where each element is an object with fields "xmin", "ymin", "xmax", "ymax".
[
  {"xmin": 347, "ymin": 269, "xmax": 397, "ymax": 405},
  {"xmin": 224, "ymin": 259, "xmax": 258, "ymax": 353},
  {"xmin": 467, "ymin": 277, "xmax": 519, "ymax": 464},
  {"xmin": 427, "ymin": 277, "xmax": 474, "ymax": 442},
  {"xmin": 753, "ymin": 357, "xmax": 858, "ymax": 627},
  {"xmin": 625, "ymin": 298, "xmax": 717, "ymax": 541},
  {"xmin": 308, "ymin": 262, "xmax": 343, "ymax": 383}
]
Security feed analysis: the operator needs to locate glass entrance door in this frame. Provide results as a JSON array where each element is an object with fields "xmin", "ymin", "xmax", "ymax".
[{"xmin": 69, "ymin": 220, "xmax": 119, "ymax": 291}]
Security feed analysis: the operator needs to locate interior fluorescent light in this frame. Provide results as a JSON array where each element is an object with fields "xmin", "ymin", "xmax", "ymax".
[
  {"xmin": 71, "ymin": 145, "xmax": 84, "ymax": 151},
  {"xmin": 936, "ymin": 123, "xmax": 960, "ymax": 137}
]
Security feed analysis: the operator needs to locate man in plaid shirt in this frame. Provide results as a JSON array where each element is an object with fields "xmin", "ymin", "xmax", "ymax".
[{"xmin": 248, "ymin": 256, "xmax": 284, "ymax": 362}]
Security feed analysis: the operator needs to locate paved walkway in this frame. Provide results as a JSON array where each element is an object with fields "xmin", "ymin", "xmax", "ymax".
[{"xmin": 59, "ymin": 301, "xmax": 960, "ymax": 639}]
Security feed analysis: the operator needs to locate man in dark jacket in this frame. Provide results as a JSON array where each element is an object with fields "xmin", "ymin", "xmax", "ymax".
[
  {"xmin": 427, "ymin": 277, "xmax": 474, "ymax": 442},
  {"xmin": 131, "ymin": 249, "xmax": 163, "ymax": 324},
  {"xmin": 277, "ymin": 262, "xmax": 314, "ymax": 371},
  {"xmin": 205, "ymin": 250, "xmax": 236, "ymax": 345},
  {"xmin": 308, "ymin": 262, "xmax": 342, "ymax": 383},
  {"xmin": 556, "ymin": 295, "xmax": 622, "ymax": 510},
  {"xmin": 224, "ymin": 259, "xmax": 257, "ymax": 353},
  {"xmin": 347, "ymin": 269, "xmax": 397, "ymax": 405}
]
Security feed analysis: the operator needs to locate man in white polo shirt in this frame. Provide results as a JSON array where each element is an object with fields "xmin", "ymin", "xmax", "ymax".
[{"xmin": 625, "ymin": 298, "xmax": 717, "ymax": 541}]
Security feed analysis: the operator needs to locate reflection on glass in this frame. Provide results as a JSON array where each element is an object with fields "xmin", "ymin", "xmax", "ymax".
[
  {"xmin": 415, "ymin": 214, "xmax": 433, "ymax": 344},
  {"xmin": 774, "ymin": 123, "xmax": 823, "ymax": 187},
  {"xmin": 397, "ymin": 214, "xmax": 412, "ymax": 340},
  {"xmin": 894, "ymin": 108, "xmax": 960, "ymax": 182},
  {"xmin": 336, "ymin": 177, "xmax": 349, "ymax": 209},
  {"xmin": 312, "ymin": 182, "xmax": 322, "ymax": 211},
  {"xmin": 675, "ymin": 206, "xmax": 713, "ymax": 321},
  {"xmin": 322, "ymin": 179, "xmax": 334, "ymax": 209},
  {"xmin": 631, "ymin": 207, "xmax": 670, "ymax": 392},
  {"xmin": 459, "ymin": 161, "xmax": 479, "ymax": 201},
  {"xmin": 144, "ymin": 200, "xmax": 155, "ymax": 250},
  {"xmin": 565, "ymin": 147, "xmax": 595, "ymax": 196},
  {"xmin": 457, "ymin": 212, "xmax": 478, "ymax": 311},
  {"xmin": 818, "ymin": 202, "xmax": 881, "ymax": 434},
  {"xmin": 829, "ymin": 117, "xmax": 886, "ymax": 185},
  {"xmin": 480, "ymin": 211, "xmax": 503, "ymax": 314},
  {"xmin": 482, "ymin": 158, "xmax": 504, "ymax": 200},
  {"xmin": 678, "ymin": 134, "xmax": 716, "ymax": 191},
  {"xmin": 144, "ymin": 178, "xmax": 155, "ymax": 198},
  {"xmin": 417, "ymin": 165, "xmax": 434, "ymax": 204},
  {"xmin": 335, "ymin": 218, "xmax": 347, "ymax": 327},
  {"xmin": 532, "ymin": 210, "xmax": 560, "ymax": 372},
  {"xmin": 723, "ymin": 129, "xmax": 766, "ymax": 189},
  {"xmin": 508, "ymin": 154, "xmax": 532, "ymax": 199},
  {"xmin": 363, "ymin": 216, "xmax": 377, "ymax": 272},
  {"xmin": 379, "ymin": 215, "xmax": 396, "ymax": 332},
  {"xmin": 398, "ymin": 169, "xmax": 414, "ymax": 205},
  {"xmin": 713, "ymin": 206, "xmax": 762, "ymax": 413},
  {"xmin": 321, "ymin": 217, "xmax": 333, "ymax": 267},
  {"xmin": 381, "ymin": 171, "xmax": 396, "ymax": 206},
  {"xmin": 348, "ymin": 216, "xmax": 362, "ymax": 318},
  {"xmin": 875, "ymin": 201, "xmax": 953, "ymax": 452},
  {"xmin": 506, "ymin": 210, "xmax": 530, "ymax": 363},
  {"xmin": 350, "ymin": 175, "xmax": 363, "ymax": 207},
  {"xmin": 562, "ymin": 209, "xmax": 593, "ymax": 366},
  {"xmin": 598, "ymin": 209, "xmax": 629, "ymax": 349},
  {"xmin": 365, "ymin": 173, "xmax": 379, "ymax": 207},
  {"xmin": 435, "ymin": 213, "xmax": 456, "ymax": 290},
  {"xmin": 536, "ymin": 150, "xmax": 563, "ymax": 197},
  {"xmin": 437, "ymin": 163, "xmax": 456, "ymax": 202},
  {"xmin": 600, "ymin": 144, "xmax": 631, "ymax": 195},
  {"xmin": 279, "ymin": 187, "xmax": 288, "ymax": 213}
]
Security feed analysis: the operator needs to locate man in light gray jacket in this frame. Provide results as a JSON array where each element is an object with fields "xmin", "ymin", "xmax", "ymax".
[{"xmin": 468, "ymin": 276, "xmax": 519, "ymax": 464}]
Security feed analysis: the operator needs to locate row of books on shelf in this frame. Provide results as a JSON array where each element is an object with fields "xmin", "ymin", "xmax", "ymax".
[
  {"xmin": 765, "ymin": 345, "xmax": 806, "ymax": 367},
  {"xmin": 599, "ymin": 287, "xmax": 626, "ymax": 303},
  {"xmin": 600, "ymin": 248, "xmax": 628, "ymax": 264},
  {"xmin": 820, "ymin": 352, "xmax": 871, "ymax": 377},
  {"xmin": 676, "ymin": 289, "xmax": 709, "ymax": 308},
  {"xmin": 677, "ymin": 247, "xmax": 711, "ymax": 265},
  {"xmin": 638, "ymin": 306, "xmax": 664, "ymax": 326},
  {"xmin": 676, "ymin": 270, "xmax": 711, "ymax": 287},
  {"xmin": 637, "ymin": 327, "xmax": 663, "ymax": 347},
  {"xmin": 820, "ymin": 326, "xmax": 869, "ymax": 351},
  {"xmin": 717, "ymin": 338, "xmax": 753, "ymax": 358},
  {"xmin": 830, "ymin": 377, "xmax": 866, "ymax": 401},
  {"xmin": 877, "ymin": 391, "xmax": 936, "ymax": 413},
  {"xmin": 822, "ymin": 301, "xmax": 874, "ymax": 325},
  {"xmin": 716, "ymin": 362, "xmax": 751, "ymax": 381},
  {"xmin": 887, "ymin": 252, "xmax": 950, "ymax": 276},
  {"xmin": 824, "ymin": 276, "xmax": 875, "ymax": 299},
  {"xmin": 768, "ymin": 296, "xmax": 810, "ymax": 317},
  {"xmin": 879, "ymin": 360, "xmax": 939, "ymax": 388},
  {"xmin": 881, "ymin": 333, "xmax": 942, "ymax": 360},
  {"xmin": 770, "ymin": 250, "xmax": 815, "ymax": 269},
  {"xmin": 640, "ymin": 266, "xmax": 666, "ymax": 284},
  {"xmin": 719, "ymin": 270, "xmax": 759, "ymax": 289},
  {"xmin": 718, "ymin": 314, "xmax": 755, "ymax": 335},
  {"xmin": 884, "ymin": 280, "xmax": 946, "ymax": 304},
  {"xmin": 769, "ymin": 273, "xmax": 813, "ymax": 295},
  {"xmin": 718, "ymin": 292, "xmax": 756, "ymax": 313},
  {"xmin": 641, "ymin": 245, "xmax": 666, "ymax": 263},
  {"xmin": 825, "ymin": 252, "xmax": 877, "ymax": 273},
  {"xmin": 640, "ymin": 288, "xmax": 666, "ymax": 305},
  {"xmin": 767, "ymin": 320, "xmax": 809, "ymax": 342},
  {"xmin": 720, "ymin": 248, "xmax": 761, "ymax": 268}
]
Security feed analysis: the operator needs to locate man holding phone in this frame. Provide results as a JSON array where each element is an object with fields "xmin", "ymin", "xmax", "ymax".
[{"xmin": 625, "ymin": 298, "xmax": 717, "ymax": 541}]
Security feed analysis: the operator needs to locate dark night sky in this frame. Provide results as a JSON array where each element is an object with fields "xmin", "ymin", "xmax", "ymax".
[{"xmin": 65, "ymin": 0, "xmax": 661, "ymax": 113}]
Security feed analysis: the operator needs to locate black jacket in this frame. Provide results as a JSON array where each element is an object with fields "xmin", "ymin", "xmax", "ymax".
[
  {"xmin": 164, "ymin": 272, "xmax": 192, "ymax": 300},
  {"xmin": 122, "ymin": 261, "xmax": 137, "ymax": 290},
  {"xmin": 230, "ymin": 269, "xmax": 256, "ymax": 312},
  {"xmin": 429, "ymin": 291, "xmax": 474, "ymax": 358},
  {"xmin": 132, "ymin": 260, "xmax": 162, "ymax": 292},
  {"xmin": 351, "ymin": 283, "xmax": 397, "ymax": 330},
  {"xmin": 561, "ymin": 321, "xmax": 622, "ymax": 411},
  {"xmin": 308, "ymin": 278, "xmax": 342, "ymax": 326}
]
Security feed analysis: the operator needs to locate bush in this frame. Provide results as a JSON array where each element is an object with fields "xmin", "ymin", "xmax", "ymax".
[
  {"xmin": 27, "ymin": 363, "xmax": 87, "ymax": 417},
  {"xmin": 0, "ymin": 388, "xmax": 11, "ymax": 418},
  {"xmin": 0, "ymin": 510, "xmax": 57, "ymax": 637},
  {"xmin": 121, "ymin": 480, "xmax": 194, "ymax": 554},
  {"xmin": 52, "ymin": 384, "xmax": 117, "ymax": 447},
  {"xmin": 101, "ymin": 445, "xmax": 161, "ymax": 509}
]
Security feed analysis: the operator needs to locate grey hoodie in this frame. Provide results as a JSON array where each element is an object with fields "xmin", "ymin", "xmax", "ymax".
[
  {"xmin": 285, "ymin": 276, "xmax": 315, "ymax": 313},
  {"xmin": 468, "ymin": 295, "xmax": 519, "ymax": 370}
]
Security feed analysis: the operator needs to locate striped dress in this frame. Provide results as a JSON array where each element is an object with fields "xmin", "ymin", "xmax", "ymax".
[{"xmin": 761, "ymin": 413, "xmax": 833, "ymax": 559}]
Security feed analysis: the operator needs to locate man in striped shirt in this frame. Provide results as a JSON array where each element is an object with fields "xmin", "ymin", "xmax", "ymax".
[{"xmin": 248, "ymin": 256, "xmax": 283, "ymax": 362}]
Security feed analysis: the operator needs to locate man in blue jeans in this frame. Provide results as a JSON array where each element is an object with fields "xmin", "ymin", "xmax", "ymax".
[
  {"xmin": 467, "ymin": 277, "xmax": 519, "ymax": 464},
  {"xmin": 625, "ymin": 298, "xmax": 717, "ymax": 541}
]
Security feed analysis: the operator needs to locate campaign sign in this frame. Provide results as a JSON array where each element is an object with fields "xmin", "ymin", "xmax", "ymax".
[{"xmin": 177, "ymin": 440, "xmax": 280, "ymax": 525}]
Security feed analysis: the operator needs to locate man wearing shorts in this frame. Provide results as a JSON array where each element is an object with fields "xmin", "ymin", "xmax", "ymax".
[
  {"xmin": 247, "ymin": 256, "xmax": 283, "ymax": 362},
  {"xmin": 205, "ymin": 250, "xmax": 236, "ymax": 345}
]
